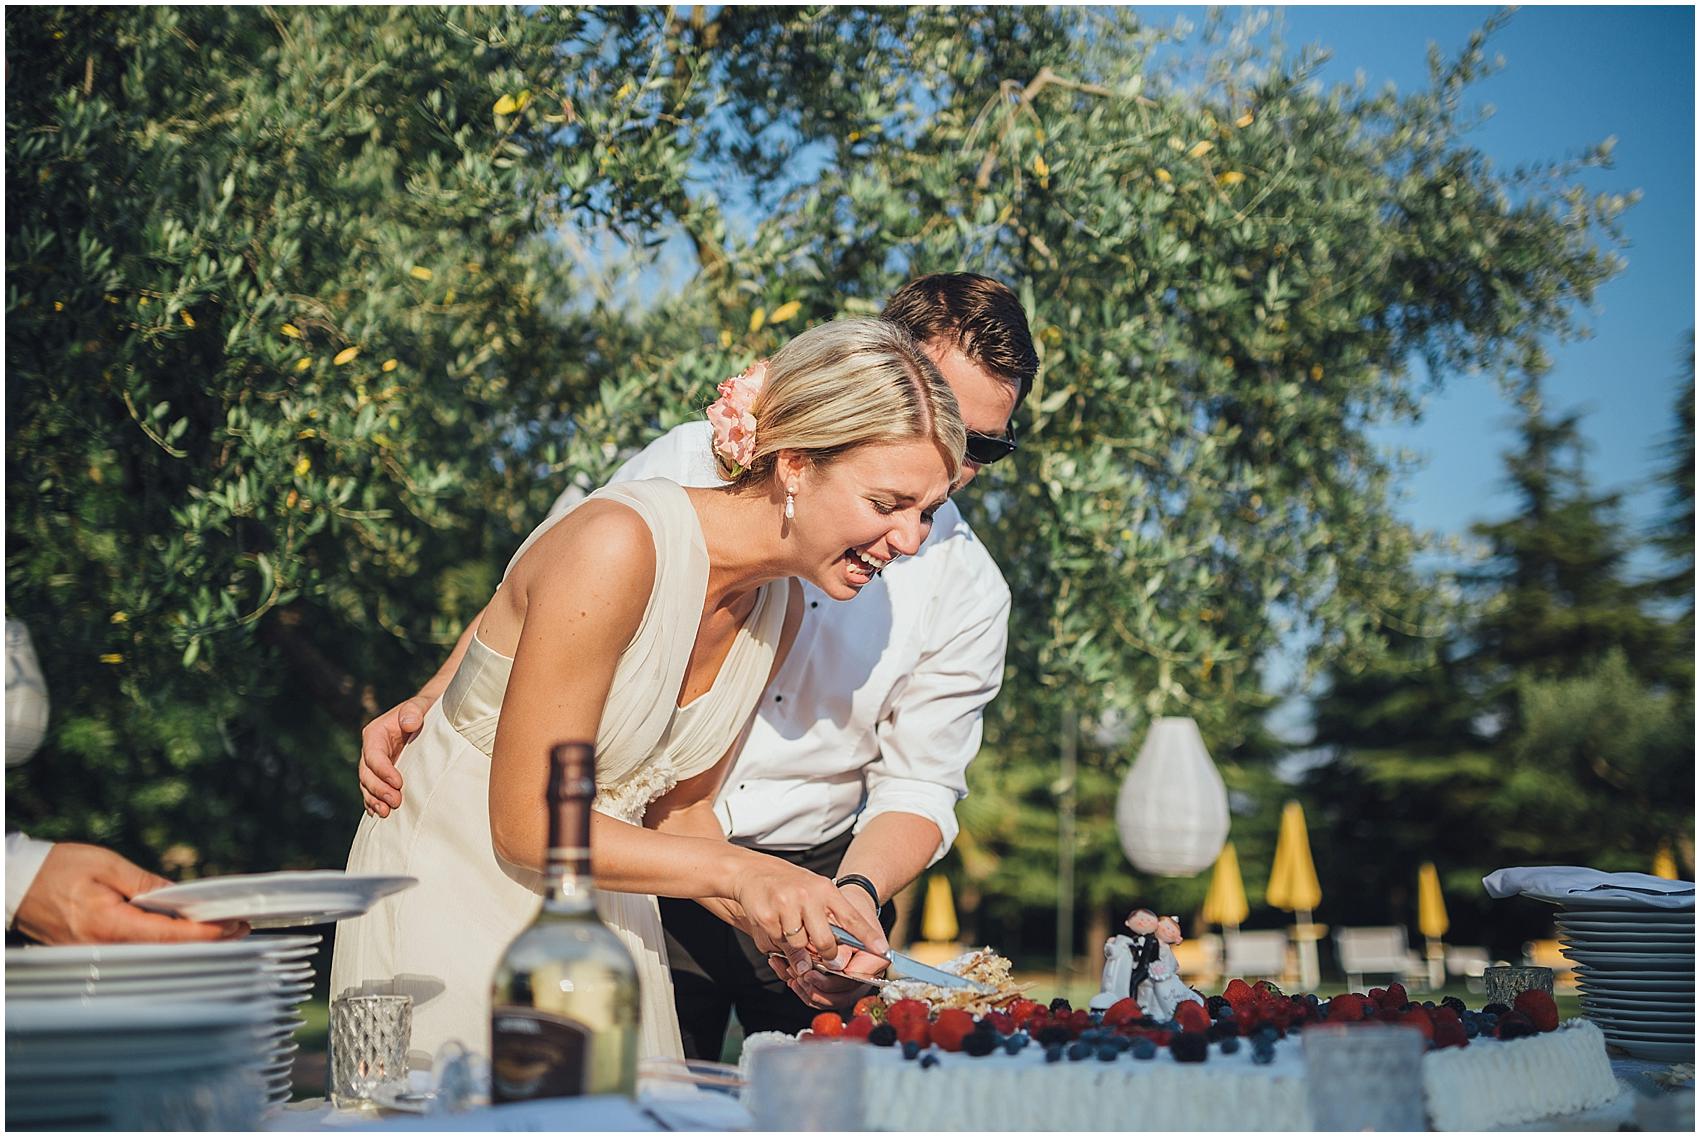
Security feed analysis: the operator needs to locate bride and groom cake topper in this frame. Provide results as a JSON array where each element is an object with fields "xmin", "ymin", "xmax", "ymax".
[{"xmin": 1089, "ymin": 907, "xmax": 1207, "ymax": 1021}]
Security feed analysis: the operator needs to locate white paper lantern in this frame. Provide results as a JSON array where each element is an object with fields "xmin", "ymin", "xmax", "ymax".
[
  {"xmin": 1115, "ymin": 716, "xmax": 1229, "ymax": 876},
  {"xmin": 6, "ymin": 619, "xmax": 50, "ymax": 766}
]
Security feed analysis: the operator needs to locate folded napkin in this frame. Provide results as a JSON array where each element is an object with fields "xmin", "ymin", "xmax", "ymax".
[{"xmin": 1483, "ymin": 866, "xmax": 1695, "ymax": 910}]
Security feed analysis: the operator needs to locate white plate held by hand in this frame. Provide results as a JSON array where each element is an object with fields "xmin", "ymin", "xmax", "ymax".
[{"xmin": 132, "ymin": 871, "xmax": 416, "ymax": 928}]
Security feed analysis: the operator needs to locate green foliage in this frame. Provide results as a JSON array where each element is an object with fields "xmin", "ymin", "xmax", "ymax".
[
  {"xmin": 1499, "ymin": 651, "xmax": 1692, "ymax": 860},
  {"xmin": 737, "ymin": 7, "xmax": 1631, "ymax": 950},
  {"xmin": 945, "ymin": 707, "xmax": 1294, "ymax": 967},
  {"xmin": 716, "ymin": 8, "xmax": 1628, "ymax": 754},
  {"xmin": 4, "ymin": 5, "xmax": 696, "ymax": 870},
  {"xmin": 1652, "ymin": 343, "xmax": 1696, "ymax": 588}
]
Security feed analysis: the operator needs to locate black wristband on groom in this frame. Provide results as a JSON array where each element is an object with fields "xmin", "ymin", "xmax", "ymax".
[{"xmin": 834, "ymin": 873, "xmax": 881, "ymax": 912}]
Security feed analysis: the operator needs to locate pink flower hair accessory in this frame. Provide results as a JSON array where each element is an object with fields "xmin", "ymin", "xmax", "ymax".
[{"xmin": 706, "ymin": 360, "xmax": 767, "ymax": 474}]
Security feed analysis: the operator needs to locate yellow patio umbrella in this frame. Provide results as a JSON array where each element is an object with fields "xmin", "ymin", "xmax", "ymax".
[
  {"xmin": 920, "ymin": 874, "xmax": 959, "ymax": 943},
  {"xmin": 1417, "ymin": 862, "xmax": 1449, "ymax": 938},
  {"xmin": 1203, "ymin": 841, "xmax": 1250, "ymax": 931},
  {"xmin": 1652, "ymin": 840, "xmax": 1680, "ymax": 880},
  {"xmin": 1266, "ymin": 800, "xmax": 1322, "ymax": 990},
  {"xmin": 1266, "ymin": 801, "xmax": 1322, "ymax": 910},
  {"xmin": 1418, "ymin": 862, "xmax": 1449, "ymax": 989}
]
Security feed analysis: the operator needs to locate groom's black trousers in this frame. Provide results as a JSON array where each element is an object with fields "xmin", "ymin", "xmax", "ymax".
[{"xmin": 659, "ymin": 826, "xmax": 897, "ymax": 1060}]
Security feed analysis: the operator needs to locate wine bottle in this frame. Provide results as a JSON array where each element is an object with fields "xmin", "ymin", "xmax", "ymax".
[{"xmin": 490, "ymin": 742, "xmax": 640, "ymax": 1101}]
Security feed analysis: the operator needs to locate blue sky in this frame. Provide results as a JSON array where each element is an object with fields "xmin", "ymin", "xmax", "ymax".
[{"xmin": 1177, "ymin": 4, "xmax": 1695, "ymax": 560}]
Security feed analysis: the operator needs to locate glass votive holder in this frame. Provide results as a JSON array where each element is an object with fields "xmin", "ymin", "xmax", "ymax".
[
  {"xmin": 745, "ymin": 1042, "xmax": 866, "ymax": 1131},
  {"xmin": 328, "ymin": 992, "xmax": 412, "ymax": 1110},
  {"xmin": 1302, "ymin": 1023, "xmax": 1428, "ymax": 1131},
  {"xmin": 1483, "ymin": 965, "xmax": 1554, "ymax": 1007}
]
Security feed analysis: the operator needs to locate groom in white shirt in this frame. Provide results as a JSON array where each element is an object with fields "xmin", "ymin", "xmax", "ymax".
[{"xmin": 359, "ymin": 274, "xmax": 1038, "ymax": 1057}]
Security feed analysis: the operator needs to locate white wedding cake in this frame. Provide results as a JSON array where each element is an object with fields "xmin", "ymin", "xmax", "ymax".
[{"xmin": 742, "ymin": 1019, "xmax": 1623, "ymax": 1131}]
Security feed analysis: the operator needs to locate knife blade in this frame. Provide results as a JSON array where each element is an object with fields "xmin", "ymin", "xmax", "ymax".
[{"xmin": 830, "ymin": 925, "xmax": 994, "ymax": 993}]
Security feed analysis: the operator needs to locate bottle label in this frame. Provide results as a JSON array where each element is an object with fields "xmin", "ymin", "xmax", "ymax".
[{"xmin": 490, "ymin": 1006, "xmax": 592, "ymax": 1102}]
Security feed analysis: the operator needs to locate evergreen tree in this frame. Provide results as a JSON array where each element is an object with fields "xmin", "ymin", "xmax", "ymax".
[
  {"xmin": 1466, "ymin": 400, "xmax": 1691, "ymax": 897},
  {"xmin": 1303, "ymin": 616, "xmax": 1502, "ymax": 938},
  {"xmin": 1645, "ymin": 338, "xmax": 1695, "ymax": 691},
  {"xmin": 1306, "ymin": 388, "xmax": 1694, "ymax": 950},
  {"xmin": 1467, "ymin": 402, "xmax": 1667, "ymax": 699}
]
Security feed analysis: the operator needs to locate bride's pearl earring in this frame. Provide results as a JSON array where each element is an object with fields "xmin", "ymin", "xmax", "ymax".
[{"xmin": 784, "ymin": 484, "xmax": 797, "ymax": 520}]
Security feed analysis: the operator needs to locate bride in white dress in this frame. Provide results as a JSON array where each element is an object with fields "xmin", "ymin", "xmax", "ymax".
[{"xmin": 330, "ymin": 319, "xmax": 965, "ymax": 1064}]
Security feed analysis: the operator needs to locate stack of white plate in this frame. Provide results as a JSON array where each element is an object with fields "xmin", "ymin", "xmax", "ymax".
[
  {"xmin": 255, "ymin": 935, "xmax": 322, "ymax": 1104},
  {"xmin": 4, "ymin": 997, "xmax": 273, "ymax": 1129},
  {"xmin": 1557, "ymin": 902, "xmax": 1694, "ymax": 1063},
  {"xmin": 6, "ymin": 934, "xmax": 322, "ymax": 1116}
]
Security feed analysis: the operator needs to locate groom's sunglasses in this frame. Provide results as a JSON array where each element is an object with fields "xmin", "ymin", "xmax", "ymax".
[{"xmin": 965, "ymin": 422, "xmax": 1019, "ymax": 466}]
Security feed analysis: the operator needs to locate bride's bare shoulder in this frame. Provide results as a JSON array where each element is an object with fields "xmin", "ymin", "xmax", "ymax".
[{"xmin": 513, "ymin": 499, "xmax": 658, "ymax": 596}]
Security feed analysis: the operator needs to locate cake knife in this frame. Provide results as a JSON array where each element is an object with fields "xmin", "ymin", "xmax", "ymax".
[{"xmin": 829, "ymin": 925, "xmax": 995, "ymax": 993}]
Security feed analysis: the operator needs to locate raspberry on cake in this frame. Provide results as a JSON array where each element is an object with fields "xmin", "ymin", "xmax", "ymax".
[{"xmin": 1512, "ymin": 989, "xmax": 1560, "ymax": 1033}]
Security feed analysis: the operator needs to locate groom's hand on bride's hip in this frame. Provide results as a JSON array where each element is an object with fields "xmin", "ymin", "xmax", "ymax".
[{"xmin": 359, "ymin": 695, "xmax": 432, "ymax": 817}]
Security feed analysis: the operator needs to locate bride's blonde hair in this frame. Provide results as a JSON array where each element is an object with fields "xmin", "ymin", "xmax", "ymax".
[{"xmin": 714, "ymin": 318, "xmax": 965, "ymax": 489}]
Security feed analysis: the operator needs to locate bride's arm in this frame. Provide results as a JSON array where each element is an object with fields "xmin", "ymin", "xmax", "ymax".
[
  {"xmin": 485, "ymin": 500, "xmax": 651, "ymax": 868},
  {"xmin": 586, "ymin": 812, "xmax": 884, "ymax": 963},
  {"xmin": 644, "ymin": 756, "xmax": 743, "ymax": 926}
]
